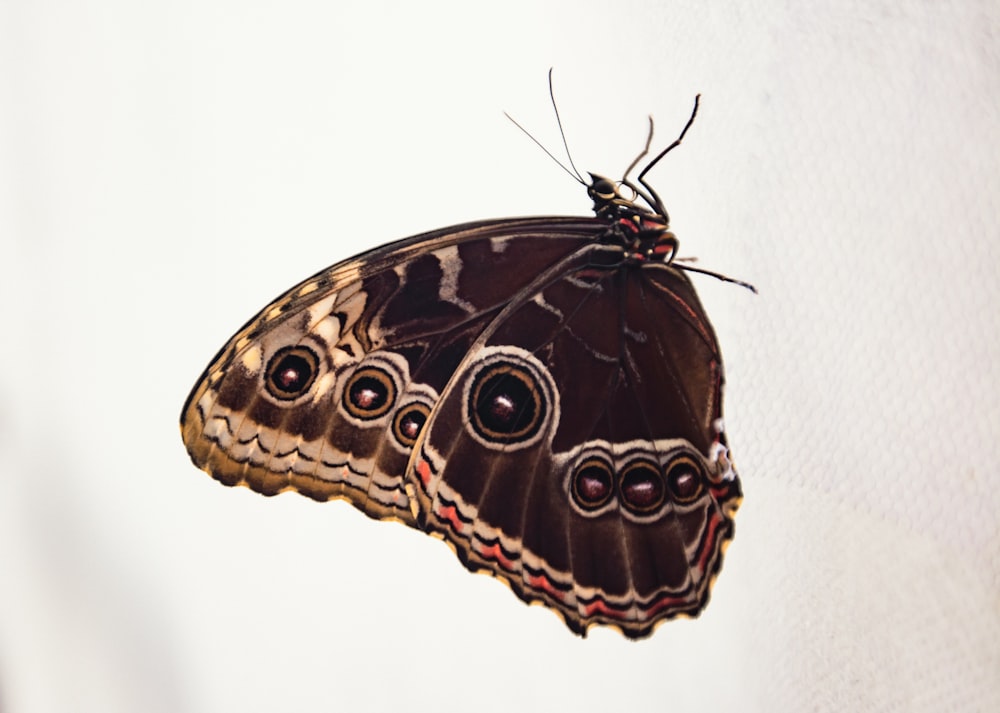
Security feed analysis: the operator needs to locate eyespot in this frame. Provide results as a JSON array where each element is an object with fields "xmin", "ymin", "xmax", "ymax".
[
  {"xmin": 264, "ymin": 346, "xmax": 320, "ymax": 401},
  {"xmin": 343, "ymin": 365, "xmax": 396, "ymax": 420},
  {"xmin": 392, "ymin": 401, "xmax": 430, "ymax": 448},
  {"xmin": 666, "ymin": 455, "xmax": 705, "ymax": 503},
  {"xmin": 571, "ymin": 457, "xmax": 615, "ymax": 511},
  {"xmin": 467, "ymin": 360, "xmax": 545, "ymax": 445},
  {"xmin": 619, "ymin": 460, "xmax": 666, "ymax": 514}
]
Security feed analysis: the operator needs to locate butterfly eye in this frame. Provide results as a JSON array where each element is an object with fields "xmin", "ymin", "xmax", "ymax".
[
  {"xmin": 665, "ymin": 456, "xmax": 705, "ymax": 503},
  {"xmin": 468, "ymin": 362, "xmax": 545, "ymax": 445},
  {"xmin": 343, "ymin": 366, "xmax": 397, "ymax": 420},
  {"xmin": 619, "ymin": 460, "xmax": 666, "ymax": 513},
  {"xmin": 264, "ymin": 346, "xmax": 319, "ymax": 400},
  {"xmin": 392, "ymin": 402, "xmax": 430, "ymax": 448},
  {"xmin": 571, "ymin": 457, "xmax": 615, "ymax": 511},
  {"xmin": 588, "ymin": 175, "xmax": 617, "ymax": 200}
]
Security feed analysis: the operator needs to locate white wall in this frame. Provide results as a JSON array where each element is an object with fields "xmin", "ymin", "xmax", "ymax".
[{"xmin": 1, "ymin": 1, "xmax": 997, "ymax": 711}]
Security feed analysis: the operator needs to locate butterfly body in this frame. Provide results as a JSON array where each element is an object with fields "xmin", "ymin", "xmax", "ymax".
[{"xmin": 181, "ymin": 104, "xmax": 745, "ymax": 639}]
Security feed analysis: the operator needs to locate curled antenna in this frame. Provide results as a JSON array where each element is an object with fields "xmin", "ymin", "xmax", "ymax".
[{"xmin": 503, "ymin": 68, "xmax": 585, "ymax": 185}]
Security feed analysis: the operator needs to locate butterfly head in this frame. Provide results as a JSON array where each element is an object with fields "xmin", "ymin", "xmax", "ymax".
[{"xmin": 587, "ymin": 172, "xmax": 677, "ymax": 263}]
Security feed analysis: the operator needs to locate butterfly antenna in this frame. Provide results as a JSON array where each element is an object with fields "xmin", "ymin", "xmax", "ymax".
[
  {"xmin": 503, "ymin": 111, "xmax": 583, "ymax": 184},
  {"xmin": 546, "ymin": 68, "xmax": 586, "ymax": 183},
  {"xmin": 675, "ymin": 263, "xmax": 758, "ymax": 294}
]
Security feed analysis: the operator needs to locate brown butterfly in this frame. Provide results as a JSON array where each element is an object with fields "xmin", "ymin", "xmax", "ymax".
[{"xmin": 181, "ymin": 77, "xmax": 751, "ymax": 639}]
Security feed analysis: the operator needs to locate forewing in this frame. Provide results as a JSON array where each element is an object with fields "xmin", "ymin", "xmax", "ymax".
[{"xmin": 180, "ymin": 218, "xmax": 601, "ymax": 525}]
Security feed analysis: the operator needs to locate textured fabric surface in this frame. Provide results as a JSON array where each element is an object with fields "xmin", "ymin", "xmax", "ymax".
[{"xmin": 2, "ymin": 2, "xmax": 997, "ymax": 711}]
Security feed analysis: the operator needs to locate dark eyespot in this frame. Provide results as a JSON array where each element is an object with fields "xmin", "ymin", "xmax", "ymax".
[
  {"xmin": 468, "ymin": 362, "xmax": 545, "ymax": 445},
  {"xmin": 571, "ymin": 458, "xmax": 615, "ymax": 511},
  {"xmin": 666, "ymin": 456, "xmax": 705, "ymax": 503},
  {"xmin": 392, "ymin": 402, "xmax": 430, "ymax": 448},
  {"xmin": 343, "ymin": 366, "xmax": 396, "ymax": 420},
  {"xmin": 265, "ymin": 346, "xmax": 319, "ymax": 400},
  {"xmin": 619, "ymin": 460, "xmax": 666, "ymax": 513}
]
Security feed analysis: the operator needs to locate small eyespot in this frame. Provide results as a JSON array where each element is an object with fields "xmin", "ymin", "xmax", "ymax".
[
  {"xmin": 392, "ymin": 402, "xmax": 430, "ymax": 448},
  {"xmin": 666, "ymin": 456, "xmax": 705, "ymax": 503},
  {"xmin": 343, "ymin": 366, "xmax": 396, "ymax": 420},
  {"xmin": 571, "ymin": 457, "xmax": 615, "ymax": 511},
  {"xmin": 468, "ymin": 362, "xmax": 545, "ymax": 445},
  {"xmin": 619, "ymin": 460, "xmax": 666, "ymax": 513},
  {"xmin": 265, "ymin": 346, "xmax": 319, "ymax": 400}
]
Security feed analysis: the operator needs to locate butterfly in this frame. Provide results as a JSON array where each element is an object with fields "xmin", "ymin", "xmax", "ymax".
[{"xmin": 180, "ymin": 77, "xmax": 752, "ymax": 640}]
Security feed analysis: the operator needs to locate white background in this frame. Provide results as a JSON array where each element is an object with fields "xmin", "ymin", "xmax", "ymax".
[{"xmin": 2, "ymin": 1, "xmax": 998, "ymax": 711}]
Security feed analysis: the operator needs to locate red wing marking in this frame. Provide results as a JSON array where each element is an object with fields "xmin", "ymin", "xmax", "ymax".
[
  {"xmin": 526, "ymin": 573, "xmax": 567, "ymax": 602},
  {"xmin": 435, "ymin": 503, "xmax": 465, "ymax": 534},
  {"xmin": 645, "ymin": 593, "xmax": 694, "ymax": 617},
  {"xmin": 416, "ymin": 459, "xmax": 433, "ymax": 487},
  {"xmin": 709, "ymin": 483, "xmax": 731, "ymax": 499},
  {"xmin": 581, "ymin": 599, "xmax": 622, "ymax": 617},
  {"xmin": 694, "ymin": 511, "xmax": 724, "ymax": 572},
  {"xmin": 478, "ymin": 542, "xmax": 516, "ymax": 571}
]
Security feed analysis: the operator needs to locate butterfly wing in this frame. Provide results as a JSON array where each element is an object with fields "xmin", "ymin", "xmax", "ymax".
[
  {"xmin": 406, "ymin": 242, "xmax": 741, "ymax": 638},
  {"xmin": 181, "ymin": 216, "xmax": 740, "ymax": 638},
  {"xmin": 180, "ymin": 218, "xmax": 602, "ymax": 525}
]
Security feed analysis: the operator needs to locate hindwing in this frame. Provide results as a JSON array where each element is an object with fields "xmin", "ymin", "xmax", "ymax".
[{"xmin": 405, "ymin": 241, "xmax": 740, "ymax": 638}]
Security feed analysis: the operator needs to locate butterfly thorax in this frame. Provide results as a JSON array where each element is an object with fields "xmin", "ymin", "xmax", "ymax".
[{"xmin": 587, "ymin": 173, "xmax": 679, "ymax": 264}]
